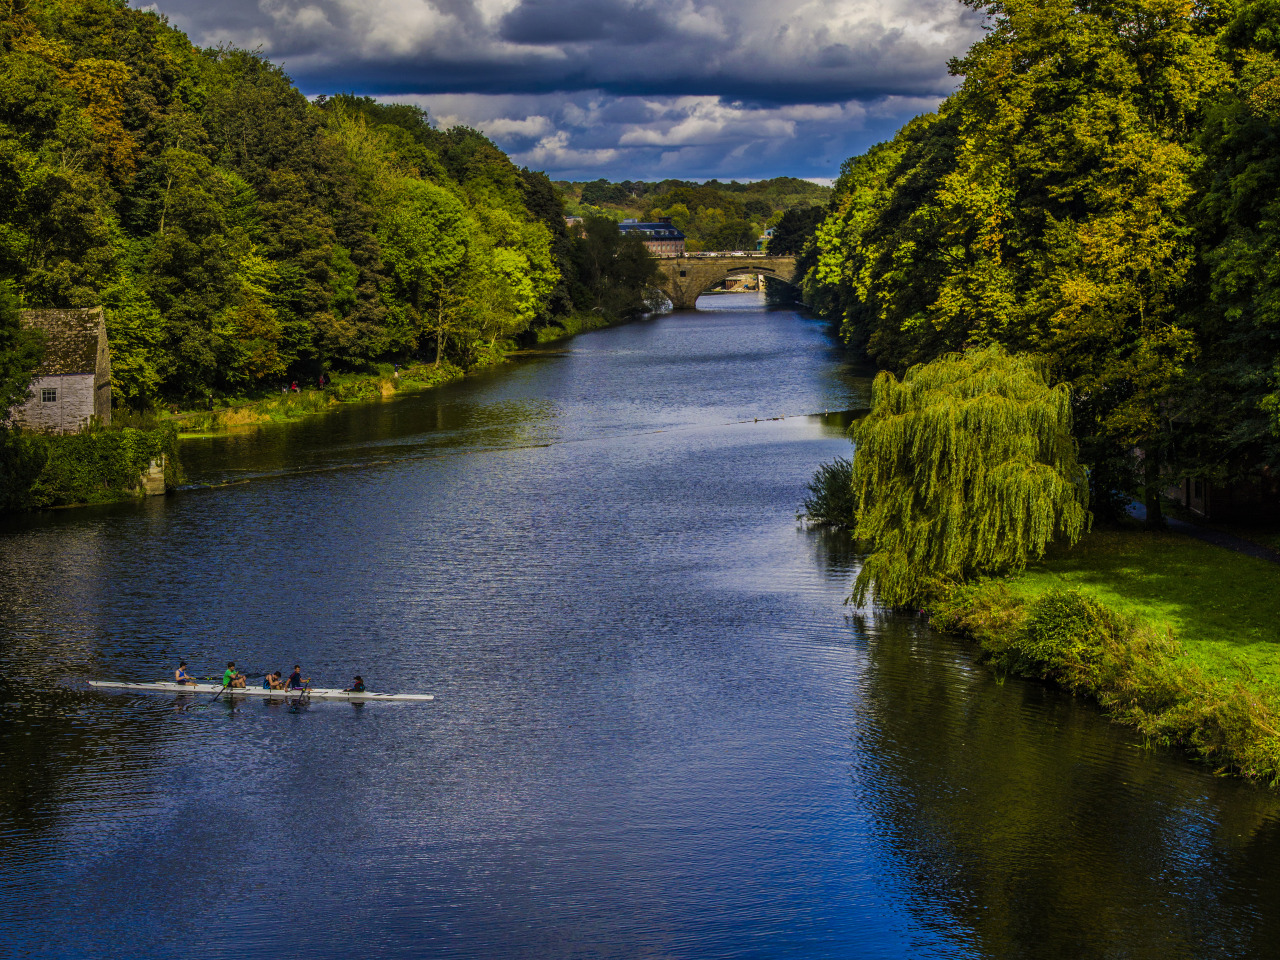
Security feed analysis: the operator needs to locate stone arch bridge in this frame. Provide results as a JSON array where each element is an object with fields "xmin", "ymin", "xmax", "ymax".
[{"xmin": 652, "ymin": 254, "xmax": 799, "ymax": 309}]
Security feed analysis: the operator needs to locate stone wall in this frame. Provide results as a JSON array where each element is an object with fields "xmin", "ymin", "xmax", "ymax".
[{"xmin": 12, "ymin": 373, "xmax": 97, "ymax": 433}]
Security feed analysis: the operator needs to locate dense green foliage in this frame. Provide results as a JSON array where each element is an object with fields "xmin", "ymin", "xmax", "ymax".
[
  {"xmin": 0, "ymin": 280, "xmax": 44, "ymax": 420},
  {"xmin": 0, "ymin": 0, "xmax": 644, "ymax": 413},
  {"xmin": 851, "ymin": 346, "xmax": 1090, "ymax": 606},
  {"xmin": 806, "ymin": 0, "xmax": 1280, "ymax": 515},
  {"xmin": 766, "ymin": 205, "xmax": 825, "ymax": 258},
  {"xmin": 800, "ymin": 456, "xmax": 857, "ymax": 528},
  {"xmin": 560, "ymin": 177, "xmax": 831, "ymax": 252},
  {"xmin": 0, "ymin": 422, "xmax": 178, "ymax": 508},
  {"xmin": 27, "ymin": 422, "xmax": 179, "ymax": 506}
]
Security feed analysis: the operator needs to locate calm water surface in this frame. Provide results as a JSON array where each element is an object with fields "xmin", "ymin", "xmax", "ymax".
[{"xmin": 2, "ymin": 295, "xmax": 1279, "ymax": 959}]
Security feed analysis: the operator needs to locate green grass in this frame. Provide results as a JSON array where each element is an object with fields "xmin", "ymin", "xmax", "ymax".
[{"xmin": 1005, "ymin": 525, "xmax": 1280, "ymax": 689}]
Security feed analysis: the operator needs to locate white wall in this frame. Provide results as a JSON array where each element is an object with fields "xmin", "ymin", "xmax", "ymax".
[{"xmin": 12, "ymin": 374, "xmax": 97, "ymax": 433}]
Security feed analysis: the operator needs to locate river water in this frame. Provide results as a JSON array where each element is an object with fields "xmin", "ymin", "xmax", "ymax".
[{"xmin": 2, "ymin": 294, "xmax": 1278, "ymax": 959}]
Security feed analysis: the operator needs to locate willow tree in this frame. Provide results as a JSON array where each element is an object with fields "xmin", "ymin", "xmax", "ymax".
[{"xmin": 851, "ymin": 345, "xmax": 1089, "ymax": 607}]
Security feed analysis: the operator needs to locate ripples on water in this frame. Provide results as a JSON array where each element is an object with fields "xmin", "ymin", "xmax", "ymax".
[{"xmin": 1, "ymin": 296, "xmax": 1278, "ymax": 959}]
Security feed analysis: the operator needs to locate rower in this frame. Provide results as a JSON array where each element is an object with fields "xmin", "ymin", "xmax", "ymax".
[
  {"xmin": 344, "ymin": 675, "xmax": 365, "ymax": 693},
  {"xmin": 222, "ymin": 661, "xmax": 246, "ymax": 689},
  {"xmin": 174, "ymin": 661, "xmax": 197, "ymax": 686},
  {"xmin": 285, "ymin": 665, "xmax": 305, "ymax": 690}
]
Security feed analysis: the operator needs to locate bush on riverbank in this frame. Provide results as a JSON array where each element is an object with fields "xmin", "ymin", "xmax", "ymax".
[
  {"xmin": 0, "ymin": 424, "xmax": 182, "ymax": 511},
  {"xmin": 930, "ymin": 569, "xmax": 1280, "ymax": 783},
  {"xmin": 800, "ymin": 457, "xmax": 856, "ymax": 528}
]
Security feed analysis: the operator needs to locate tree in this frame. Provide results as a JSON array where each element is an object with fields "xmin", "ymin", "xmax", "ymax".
[
  {"xmin": 768, "ymin": 205, "xmax": 825, "ymax": 256},
  {"xmin": 851, "ymin": 345, "xmax": 1090, "ymax": 607},
  {"xmin": 377, "ymin": 180, "xmax": 470, "ymax": 359},
  {"xmin": 0, "ymin": 280, "xmax": 44, "ymax": 421}
]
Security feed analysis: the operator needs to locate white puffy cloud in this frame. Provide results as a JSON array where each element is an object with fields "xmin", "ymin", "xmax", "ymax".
[{"xmin": 393, "ymin": 90, "xmax": 942, "ymax": 179}]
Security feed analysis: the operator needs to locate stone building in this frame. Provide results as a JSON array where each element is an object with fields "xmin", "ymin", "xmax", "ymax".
[
  {"xmin": 10, "ymin": 307, "xmax": 112, "ymax": 433},
  {"xmin": 619, "ymin": 217, "xmax": 686, "ymax": 256}
]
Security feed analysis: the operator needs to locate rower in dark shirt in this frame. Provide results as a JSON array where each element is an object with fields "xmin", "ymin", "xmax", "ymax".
[
  {"xmin": 286, "ymin": 665, "xmax": 304, "ymax": 690},
  {"xmin": 344, "ymin": 675, "xmax": 365, "ymax": 693}
]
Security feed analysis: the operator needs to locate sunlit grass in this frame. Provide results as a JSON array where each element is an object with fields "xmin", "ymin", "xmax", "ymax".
[{"xmin": 1006, "ymin": 526, "xmax": 1280, "ymax": 688}]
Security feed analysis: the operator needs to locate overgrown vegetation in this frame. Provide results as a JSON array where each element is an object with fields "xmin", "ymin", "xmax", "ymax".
[{"xmin": 1, "ymin": 423, "xmax": 179, "ymax": 509}]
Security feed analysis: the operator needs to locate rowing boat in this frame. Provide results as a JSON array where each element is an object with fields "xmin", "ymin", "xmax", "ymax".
[{"xmin": 87, "ymin": 680, "xmax": 434, "ymax": 702}]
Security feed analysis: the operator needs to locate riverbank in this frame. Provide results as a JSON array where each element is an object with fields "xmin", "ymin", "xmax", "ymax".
[
  {"xmin": 167, "ymin": 312, "xmax": 651, "ymax": 436},
  {"xmin": 929, "ymin": 525, "xmax": 1280, "ymax": 782},
  {"xmin": 162, "ymin": 360, "xmax": 470, "ymax": 437}
]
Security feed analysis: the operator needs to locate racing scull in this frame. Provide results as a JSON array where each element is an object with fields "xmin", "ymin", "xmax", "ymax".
[{"xmin": 88, "ymin": 680, "xmax": 433, "ymax": 702}]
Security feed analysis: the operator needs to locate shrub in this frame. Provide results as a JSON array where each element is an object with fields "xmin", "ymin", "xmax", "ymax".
[
  {"xmin": 800, "ymin": 456, "xmax": 856, "ymax": 528},
  {"xmin": 24, "ymin": 424, "xmax": 181, "ymax": 509}
]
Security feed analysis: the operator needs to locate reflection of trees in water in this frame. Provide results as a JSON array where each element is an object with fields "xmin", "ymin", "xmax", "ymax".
[
  {"xmin": 853, "ymin": 619, "xmax": 1280, "ymax": 959},
  {"xmin": 801, "ymin": 523, "xmax": 861, "ymax": 587}
]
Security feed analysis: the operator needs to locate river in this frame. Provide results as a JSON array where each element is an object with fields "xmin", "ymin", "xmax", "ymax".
[{"xmin": 1, "ymin": 294, "xmax": 1278, "ymax": 959}]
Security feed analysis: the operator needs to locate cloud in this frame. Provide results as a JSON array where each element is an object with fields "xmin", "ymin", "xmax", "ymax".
[
  {"xmin": 155, "ymin": 0, "xmax": 982, "ymax": 103},
  {"xmin": 150, "ymin": 0, "xmax": 982, "ymax": 177},
  {"xmin": 399, "ymin": 90, "xmax": 940, "ymax": 179}
]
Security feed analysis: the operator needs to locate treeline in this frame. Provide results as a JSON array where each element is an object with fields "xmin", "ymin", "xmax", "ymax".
[
  {"xmin": 560, "ymin": 177, "xmax": 830, "ymax": 252},
  {"xmin": 0, "ymin": 0, "xmax": 655, "ymax": 410},
  {"xmin": 803, "ymin": 0, "xmax": 1280, "ymax": 516}
]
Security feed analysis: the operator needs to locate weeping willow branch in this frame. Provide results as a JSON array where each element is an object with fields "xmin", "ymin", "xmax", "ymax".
[{"xmin": 852, "ymin": 344, "xmax": 1091, "ymax": 607}]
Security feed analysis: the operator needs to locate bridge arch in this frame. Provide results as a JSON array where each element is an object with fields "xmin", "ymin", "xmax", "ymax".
[{"xmin": 652, "ymin": 255, "xmax": 799, "ymax": 310}]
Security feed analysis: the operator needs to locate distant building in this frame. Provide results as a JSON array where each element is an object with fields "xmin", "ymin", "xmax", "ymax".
[
  {"xmin": 10, "ymin": 307, "xmax": 112, "ymax": 433},
  {"xmin": 756, "ymin": 227, "xmax": 775, "ymax": 252},
  {"xmin": 619, "ymin": 217, "xmax": 686, "ymax": 256}
]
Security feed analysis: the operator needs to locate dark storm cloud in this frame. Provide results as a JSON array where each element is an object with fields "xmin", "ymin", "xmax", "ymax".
[
  {"xmin": 498, "ymin": 0, "xmax": 671, "ymax": 45},
  {"xmin": 151, "ymin": 0, "xmax": 984, "ymax": 177}
]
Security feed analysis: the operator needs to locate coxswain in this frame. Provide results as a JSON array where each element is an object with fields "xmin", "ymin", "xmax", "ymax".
[
  {"xmin": 222, "ymin": 661, "xmax": 246, "ymax": 689},
  {"xmin": 174, "ymin": 661, "xmax": 197, "ymax": 686},
  {"xmin": 344, "ymin": 675, "xmax": 365, "ymax": 693}
]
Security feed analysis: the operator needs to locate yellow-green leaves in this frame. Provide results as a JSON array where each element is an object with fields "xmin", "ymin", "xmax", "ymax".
[{"xmin": 851, "ymin": 345, "xmax": 1090, "ymax": 607}]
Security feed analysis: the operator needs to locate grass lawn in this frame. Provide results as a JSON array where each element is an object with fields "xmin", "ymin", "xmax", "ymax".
[{"xmin": 1005, "ymin": 525, "xmax": 1280, "ymax": 689}]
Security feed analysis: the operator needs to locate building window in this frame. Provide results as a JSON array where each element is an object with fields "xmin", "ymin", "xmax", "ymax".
[
  {"xmin": 1193, "ymin": 479, "xmax": 1203, "ymax": 499},
  {"xmin": 41, "ymin": 387, "xmax": 57, "ymax": 403}
]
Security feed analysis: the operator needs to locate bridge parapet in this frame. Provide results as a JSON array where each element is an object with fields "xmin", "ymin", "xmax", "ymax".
[{"xmin": 652, "ymin": 255, "xmax": 799, "ymax": 309}]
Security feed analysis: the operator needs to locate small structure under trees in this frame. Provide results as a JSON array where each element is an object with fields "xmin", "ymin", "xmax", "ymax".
[
  {"xmin": 9, "ymin": 308, "xmax": 111, "ymax": 434},
  {"xmin": 851, "ymin": 345, "xmax": 1090, "ymax": 607}
]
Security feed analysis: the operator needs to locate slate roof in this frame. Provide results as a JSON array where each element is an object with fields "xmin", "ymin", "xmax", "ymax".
[
  {"xmin": 618, "ymin": 221, "xmax": 686, "ymax": 240},
  {"xmin": 20, "ymin": 308, "xmax": 103, "ymax": 376}
]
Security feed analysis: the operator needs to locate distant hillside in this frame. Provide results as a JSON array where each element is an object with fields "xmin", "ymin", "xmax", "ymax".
[{"xmin": 557, "ymin": 178, "xmax": 831, "ymax": 252}]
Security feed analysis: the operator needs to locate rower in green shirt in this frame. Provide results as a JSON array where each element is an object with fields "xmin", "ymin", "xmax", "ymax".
[{"xmin": 222, "ymin": 661, "xmax": 246, "ymax": 689}]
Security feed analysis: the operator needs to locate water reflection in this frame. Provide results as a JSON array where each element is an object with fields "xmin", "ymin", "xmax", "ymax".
[
  {"xmin": 854, "ymin": 609, "xmax": 1280, "ymax": 959},
  {"xmin": 1, "ymin": 294, "xmax": 1277, "ymax": 958}
]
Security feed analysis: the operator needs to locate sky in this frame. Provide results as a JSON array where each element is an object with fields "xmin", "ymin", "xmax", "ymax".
[{"xmin": 146, "ymin": 0, "xmax": 986, "ymax": 181}]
